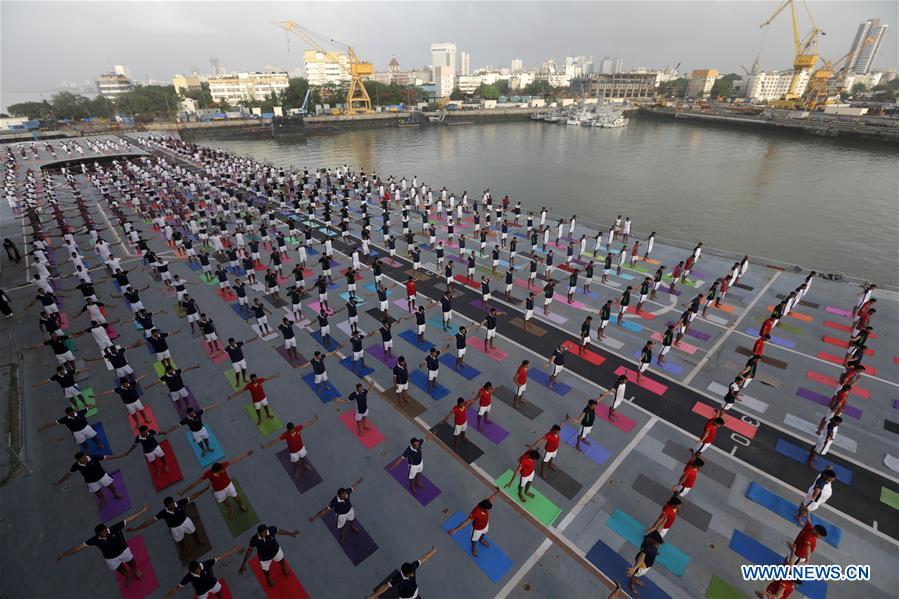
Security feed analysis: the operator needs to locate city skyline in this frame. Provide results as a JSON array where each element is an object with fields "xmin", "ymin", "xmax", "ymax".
[{"xmin": 2, "ymin": 1, "xmax": 896, "ymax": 111}]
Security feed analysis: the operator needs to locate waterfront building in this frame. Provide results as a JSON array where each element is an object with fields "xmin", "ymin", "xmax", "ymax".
[
  {"xmin": 207, "ymin": 72, "xmax": 289, "ymax": 104},
  {"xmin": 509, "ymin": 72, "xmax": 535, "ymax": 90},
  {"xmin": 511, "ymin": 58, "xmax": 524, "ymax": 73},
  {"xmin": 842, "ymin": 71, "xmax": 884, "ymax": 93},
  {"xmin": 303, "ymin": 50, "xmax": 351, "ymax": 86},
  {"xmin": 847, "ymin": 18, "xmax": 889, "ymax": 75},
  {"xmin": 113, "ymin": 64, "xmax": 132, "ymax": 80},
  {"xmin": 585, "ymin": 72, "xmax": 660, "ymax": 99},
  {"xmin": 456, "ymin": 75, "xmax": 483, "ymax": 95},
  {"xmin": 460, "ymin": 51, "xmax": 470, "ymax": 76},
  {"xmin": 95, "ymin": 73, "xmax": 133, "ymax": 98},
  {"xmin": 686, "ymin": 69, "xmax": 719, "ymax": 99},
  {"xmin": 431, "ymin": 43, "xmax": 457, "ymax": 74},
  {"xmin": 538, "ymin": 72, "xmax": 572, "ymax": 88},
  {"xmin": 741, "ymin": 69, "xmax": 810, "ymax": 101},
  {"xmin": 172, "ymin": 74, "xmax": 203, "ymax": 96},
  {"xmin": 367, "ymin": 72, "xmax": 393, "ymax": 85},
  {"xmin": 434, "ymin": 65, "xmax": 455, "ymax": 98}
]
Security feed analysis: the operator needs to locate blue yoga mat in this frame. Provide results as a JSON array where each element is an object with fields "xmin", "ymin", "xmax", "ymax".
[
  {"xmin": 302, "ymin": 373, "xmax": 342, "ymax": 403},
  {"xmin": 728, "ymin": 530, "xmax": 827, "ymax": 599},
  {"xmin": 363, "ymin": 283, "xmax": 391, "ymax": 295},
  {"xmin": 620, "ymin": 320, "xmax": 643, "ymax": 334},
  {"xmin": 528, "ymin": 368, "xmax": 572, "ymax": 396},
  {"xmin": 442, "ymin": 512, "xmax": 514, "ymax": 583},
  {"xmin": 86, "ymin": 422, "xmax": 112, "ymax": 456},
  {"xmin": 633, "ymin": 351, "xmax": 683, "ymax": 376},
  {"xmin": 744, "ymin": 328, "xmax": 797, "ymax": 350},
  {"xmin": 230, "ymin": 303, "xmax": 252, "ymax": 321},
  {"xmin": 774, "ymin": 439, "xmax": 853, "ymax": 484},
  {"xmin": 310, "ymin": 330, "xmax": 340, "ymax": 351},
  {"xmin": 559, "ymin": 425, "xmax": 611, "ymax": 465},
  {"xmin": 339, "ymin": 292, "xmax": 365, "ymax": 304},
  {"xmin": 399, "ymin": 330, "xmax": 435, "ymax": 351},
  {"xmin": 427, "ymin": 317, "xmax": 458, "ymax": 335},
  {"xmin": 606, "ymin": 509, "xmax": 691, "ymax": 577},
  {"xmin": 409, "ymin": 370, "xmax": 449, "ymax": 400},
  {"xmin": 585, "ymin": 539, "xmax": 671, "ymax": 599},
  {"xmin": 438, "ymin": 354, "xmax": 481, "ymax": 380},
  {"xmin": 186, "ymin": 427, "xmax": 225, "ymax": 468},
  {"xmin": 745, "ymin": 482, "xmax": 842, "ymax": 547},
  {"xmin": 339, "ymin": 356, "xmax": 375, "ymax": 378}
]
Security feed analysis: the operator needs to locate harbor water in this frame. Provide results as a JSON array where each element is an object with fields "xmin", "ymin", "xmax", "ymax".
[{"xmin": 195, "ymin": 118, "xmax": 899, "ymax": 286}]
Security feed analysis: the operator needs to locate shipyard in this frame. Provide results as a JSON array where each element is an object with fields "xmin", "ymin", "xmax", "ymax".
[{"xmin": 1, "ymin": 2, "xmax": 897, "ymax": 599}]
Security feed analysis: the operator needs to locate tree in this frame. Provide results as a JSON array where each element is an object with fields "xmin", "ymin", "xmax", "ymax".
[
  {"xmin": 496, "ymin": 80, "xmax": 510, "ymax": 96},
  {"xmin": 522, "ymin": 80, "xmax": 556, "ymax": 97},
  {"xmin": 281, "ymin": 77, "xmax": 319, "ymax": 111},
  {"xmin": 659, "ymin": 78, "xmax": 688, "ymax": 97},
  {"xmin": 181, "ymin": 82, "xmax": 212, "ymax": 109},
  {"xmin": 449, "ymin": 87, "xmax": 464, "ymax": 101},
  {"xmin": 475, "ymin": 83, "xmax": 500, "ymax": 100},
  {"xmin": 852, "ymin": 83, "xmax": 868, "ymax": 95},
  {"xmin": 7, "ymin": 100, "xmax": 52, "ymax": 119},
  {"xmin": 711, "ymin": 73, "xmax": 741, "ymax": 98}
]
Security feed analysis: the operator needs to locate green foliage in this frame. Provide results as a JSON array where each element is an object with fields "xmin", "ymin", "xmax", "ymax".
[
  {"xmin": 711, "ymin": 73, "xmax": 741, "ymax": 98},
  {"xmin": 521, "ymin": 80, "xmax": 556, "ymax": 97},
  {"xmin": 658, "ymin": 77, "xmax": 688, "ymax": 97},
  {"xmin": 7, "ymin": 100, "xmax": 52, "ymax": 119},
  {"xmin": 449, "ymin": 87, "xmax": 464, "ymax": 101},
  {"xmin": 180, "ymin": 82, "xmax": 212, "ymax": 108},
  {"xmin": 496, "ymin": 80, "xmax": 511, "ymax": 95},
  {"xmin": 361, "ymin": 80, "xmax": 424, "ymax": 106},
  {"xmin": 115, "ymin": 85, "xmax": 180, "ymax": 121},
  {"xmin": 475, "ymin": 83, "xmax": 501, "ymax": 100}
]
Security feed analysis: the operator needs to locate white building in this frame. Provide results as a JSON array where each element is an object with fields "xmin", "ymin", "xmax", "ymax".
[
  {"xmin": 434, "ymin": 65, "xmax": 456, "ymax": 98},
  {"xmin": 538, "ymin": 73, "xmax": 571, "ymax": 88},
  {"xmin": 742, "ymin": 70, "xmax": 810, "ymax": 101},
  {"xmin": 843, "ymin": 71, "xmax": 884, "ymax": 92},
  {"xmin": 303, "ymin": 50, "xmax": 351, "ymax": 86},
  {"xmin": 509, "ymin": 72, "xmax": 535, "ymax": 90},
  {"xmin": 847, "ymin": 18, "xmax": 889, "ymax": 75},
  {"xmin": 459, "ymin": 52, "xmax": 470, "ymax": 76},
  {"xmin": 208, "ymin": 72, "xmax": 290, "ymax": 104},
  {"xmin": 511, "ymin": 58, "xmax": 523, "ymax": 73},
  {"xmin": 431, "ymin": 43, "xmax": 457, "ymax": 74},
  {"xmin": 456, "ymin": 74, "xmax": 483, "ymax": 94},
  {"xmin": 113, "ymin": 64, "xmax": 132, "ymax": 80},
  {"xmin": 96, "ymin": 73, "xmax": 133, "ymax": 98}
]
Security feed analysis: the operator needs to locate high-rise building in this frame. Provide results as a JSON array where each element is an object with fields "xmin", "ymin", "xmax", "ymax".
[
  {"xmin": 172, "ymin": 74, "xmax": 203, "ymax": 96},
  {"xmin": 207, "ymin": 72, "xmax": 290, "ymax": 104},
  {"xmin": 742, "ymin": 70, "xmax": 810, "ymax": 101},
  {"xmin": 303, "ymin": 50, "xmax": 351, "ymax": 86},
  {"xmin": 847, "ymin": 18, "xmax": 888, "ymax": 75},
  {"xmin": 541, "ymin": 59, "xmax": 557, "ymax": 74},
  {"xmin": 113, "ymin": 64, "xmax": 132, "ymax": 80},
  {"xmin": 686, "ymin": 69, "xmax": 718, "ymax": 98},
  {"xmin": 434, "ymin": 65, "xmax": 455, "ymax": 98},
  {"xmin": 599, "ymin": 57, "xmax": 613, "ymax": 74},
  {"xmin": 431, "ymin": 43, "xmax": 457, "ymax": 73},
  {"xmin": 511, "ymin": 58, "xmax": 523, "ymax": 73},
  {"xmin": 96, "ymin": 73, "xmax": 133, "ymax": 98},
  {"xmin": 612, "ymin": 57, "xmax": 623, "ymax": 73},
  {"xmin": 459, "ymin": 52, "xmax": 470, "ymax": 76}
]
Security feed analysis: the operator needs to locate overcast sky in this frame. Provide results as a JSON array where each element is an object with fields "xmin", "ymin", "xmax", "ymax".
[{"xmin": 2, "ymin": 1, "xmax": 896, "ymax": 111}]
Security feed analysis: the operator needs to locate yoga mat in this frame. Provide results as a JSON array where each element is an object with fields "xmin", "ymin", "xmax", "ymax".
[
  {"xmin": 250, "ymin": 324, "xmax": 280, "ymax": 341},
  {"xmin": 707, "ymin": 381, "xmax": 768, "ymax": 414},
  {"xmin": 410, "ymin": 370, "xmax": 449, "ymax": 400},
  {"xmin": 442, "ymin": 512, "xmax": 514, "ymax": 583},
  {"xmin": 152, "ymin": 359, "xmax": 176, "ymax": 377},
  {"xmin": 203, "ymin": 344, "xmax": 229, "ymax": 365},
  {"xmin": 559, "ymin": 425, "xmax": 611, "ymax": 465},
  {"xmin": 301, "ymin": 373, "xmax": 341, "ymax": 403},
  {"xmin": 399, "ymin": 330, "xmax": 435, "ymax": 352},
  {"xmin": 693, "ymin": 402, "xmax": 757, "ymax": 439},
  {"xmin": 795, "ymin": 387, "xmax": 862, "ymax": 419},
  {"xmin": 631, "ymin": 351, "xmax": 683, "ymax": 376},
  {"xmin": 275, "ymin": 449, "xmax": 324, "ymax": 494},
  {"xmin": 307, "ymin": 301, "xmax": 335, "ymax": 315},
  {"xmin": 774, "ymin": 439, "xmax": 852, "ymax": 484},
  {"xmin": 465, "ymin": 407, "xmax": 510, "ymax": 444},
  {"xmin": 745, "ymin": 482, "xmax": 841, "ymax": 547},
  {"xmin": 651, "ymin": 332, "xmax": 697, "ymax": 355},
  {"xmin": 438, "ymin": 354, "xmax": 481, "ymax": 380},
  {"xmin": 817, "ymin": 351, "xmax": 878, "ymax": 375},
  {"xmin": 126, "ymin": 407, "xmax": 157, "ymax": 436},
  {"xmin": 562, "ymin": 340, "xmax": 606, "ymax": 365},
  {"xmin": 244, "ymin": 403, "xmax": 283, "ymax": 436},
  {"xmin": 805, "ymin": 371, "xmax": 869, "ymax": 399},
  {"xmin": 595, "ymin": 403, "xmax": 637, "ymax": 433},
  {"xmin": 585, "ymin": 538, "xmax": 671, "ymax": 599},
  {"xmin": 662, "ymin": 441, "xmax": 735, "ymax": 489},
  {"xmin": 534, "ymin": 310, "xmax": 568, "ymax": 325},
  {"xmin": 728, "ymin": 530, "xmax": 827, "ymax": 599},
  {"xmin": 735, "ymin": 346, "xmax": 788, "ymax": 370},
  {"xmin": 96, "ymin": 470, "xmax": 132, "ymax": 521},
  {"xmin": 744, "ymin": 328, "xmax": 797, "ymax": 349},
  {"xmin": 823, "ymin": 336, "xmax": 874, "ymax": 355},
  {"xmin": 495, "ymin": 469, "xmax": 562, "ymax": 527},
  {"xmin": 116, "ymin": 536, "xmax": 159, "ymax": 599},
  {"xmin": 384, "ymin": 460, "xmax": 441, "ymax": 507},
  {"xmin": 309, "ymin": 330, "xmax": 339, "ymax": 351},
  {"xmin": 822, "ymin": 320, "xmax": 851, "ymax": 333},
  {"xmin": 339, "ymin": 356, "xmax": 375, "ymax": 377},
  {"xmin": 619, "ymin": 319, "xmax": 643, "ymax": 334},
  {"xmin": 884, "ymin": 419, "xmax": 899, "ymax": 436},
  {"xmin": 427, "ymin": 316, "xmax": 459, "ymax": 335},
  {"xmin": 825, "ymin": 306, "xmax": 851, "ymax": 318},
  {"xmin": 633, "ymin": 474, "xmax": 711, "ymax": 532},
  {"xmin": 468, "ymin": 337, "xmax": 508, "ymax": 361},
  {"xmin": 145, "ymin": 440, "xmax": 184, "ymax": 492},
  {"xmin": 214, "ymin": 479, "xmax": 260, "ymax": 538},
  {"xmin": 321, "ymin": 511, "xmax": 379, "ymax": 566},
  {"xmin": 429, "ymin": 421, "xmax": 485, "ymax": 463},
  {"xmin": 381, "ymin": 387, "xmax": 428, "ymax": 419},
  {"xmin": 706, "ymin": 575, "xmax": 748, "ymax": 599},
  {"xmin": 614, "ymin": 366, "xmax": 668, "ymax": 396},
  {"xmin": 338, "ymin": 410, "xmax": 385, "ymax": 449},
  {"xmin": 86, "ymin": 421, "xmax": 112, "ymax": 455},
  {"xmin": 881, "ymin": 486, "xmax": 899, "ymax": 510},
  {"xmin": 367, "ymin": 308, "xmax": 397, "ymax": 324},
  {"xmin": 249, "ymin": 556, "xmax": 310, "ymax": 599},
  {"xmin": 606, "ymin": 509, "xmax": 690, "ymax": 577},
  {"xmin": 230, "ymin": 303, "xmax": 253, "ymax": 321},
  {"xmin": 528, "ymin": 368, "xmax": 572, "ymax": 396},
  {"xmin": 540, "ymin": 466, "xmax": 583, "ymax": 501},
  {"xmin": 509, "ymin": 317, "xmax": 546, "ymax": 337},
  {"xmin": 493, "ymin": 386, "xmax": 543, "ymax": 420},
  {"xmin": 367, "ymin": 345, "xmax": 398, "ymax": 369},
  {"xmin": 275, "ymin": 346, "xmax": 308, "ymax": 368},
  {"xmin": 223, "ymin": 370, "xmax": 247, "ymax": 392}
]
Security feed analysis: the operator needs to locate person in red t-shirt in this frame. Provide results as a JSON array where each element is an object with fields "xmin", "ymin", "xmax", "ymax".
[
  {"xmin": 405, "ymin": 277, "xmax": 417, "ymax": 312},
  {"xmin": 229, "ymin": 373, "xmax": 280, "ymax": 425},
  {"xmin": 504, "ymin": 449, "xmax": 541, "ymax": 502},
  {"xmin": 444, "ymin": 396, "xmax": 476, "ymax": 450},
  {"xmin": 757, "ymin": 579, "xmax": 799, "ymax": 599},
  {"xmin": 694, "ymin": 414, "xmax": 724, "ymax": 455},
  {"xmin": 260, "ymin": 416, "xmax": 319, "ymax": 478},
  {"xmin": 527, "ymin": 418, "xmax": 570, "ymax": 478},
  {"xmin": 446, "ymin": 487, "xmax": 502, "ymax": 556},
  {"xmin": 513, "ymin": 360, "xmax": 529, "ymax": 408},
  {"xmin": 473, "ymin": 382, "xmax": 494, "ymax": 429},
  {"xmin": 786, "ymin": 515, "xmax": 827, "ymax": 565},
  {"xmin": 645, "ymin": 496, "xmax": 681, "ymax": 538},
  {"xmin": 817, "ymin": 385, "xmax": 851, "ymax": 433},
  {"xmin": 179, "ymin": 450, "xmax": 253, "ymax": 519},
  {"xmin": 752, "ymin": 334, "xmax": 770, "ymax": 357},
  {"xmin": 672, "ymin": 456, "xmax": 703, "ymax": 496},
  {"xmin": 759, "ymin": 316, "xmax": 775, "ymax": 339}
]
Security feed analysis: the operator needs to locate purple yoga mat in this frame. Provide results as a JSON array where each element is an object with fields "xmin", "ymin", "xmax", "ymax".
[
  {"xmin": 366, "ymin": 345, "xmax": 398, "ymax": 368},
  {"xmin": 95, "ymin": 470, "xmax": 132, "ymax": 521},
  {"xmin": 384, "ymin": 460, "xmax": 441, "ymax": 506},
  {"xmin": 796, "ymin": 388, "xmax": 863, "ymax": 419},
  {"xmin": 469, "ymin": 300, "xmax": 506, "ymax": 315},
  {"xmin": 466, "ymin": 408, "xmax": 510, "ymax": 444},
  {"xmin": 275, "ymin": 346, "xmax": 308, "ymax": 368},
  {"xmin": 276, "ymin": 449, "xmax": 323, "ymax": 493},
  {"xmin": 321, "ymin": 511, "xmax": 379, "ymax": 566},
  {"xmin": 666, "ymin": 321, "xmax": 711, "ymax": 342},
  {"xmin": 175, "ymin": 389, "xmax": 203, "ymax": 419}
]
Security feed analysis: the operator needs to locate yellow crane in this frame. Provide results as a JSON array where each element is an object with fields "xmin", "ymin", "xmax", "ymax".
[
  {"xmin": 273, "ymin": 20, "xmax": 373, "ymax": 115},
  {"xmin": 760, "ymin": 0, "xmax": 825, "ymax": 101}
]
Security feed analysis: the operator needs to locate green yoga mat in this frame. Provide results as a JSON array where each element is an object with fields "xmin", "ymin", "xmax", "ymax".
[
  {"xmin": 63, "ymin": 338, "xmax": 77, "ymax": 352},
  {"xmin": 215, "ymin": 478, "xmax": 260, "ymax": 537},
  {"xmin": 244, "ymin": 403, "xmax": 282, "ymax": 437},
  {"xmin": 153, "ymin": 359, "xmax": 177, "ymax": 377},
  {"xmin": 706, "ymin": 575, "xmax": 748, "ymax": 599},
  {"xmin": 495, "ymin": 469, "xmax": 562, "ymax": 527},
  {"xmin": 754, "ymin": 315, "xmax": 805, "ymax": 336},
  {"xmin": 880, "ymin": 486, "xmax": 899, "ymax": 510},
  {"xmin": 198, "ymin": 273, "xmax": 218, "ymax": 287},
  {"xmin": 81, "ymin": 388, "xmax": 97, "ymax": 417},
  {"xmin": 223, "ymin": 370, "xmax": 247, "ymax": 392}
]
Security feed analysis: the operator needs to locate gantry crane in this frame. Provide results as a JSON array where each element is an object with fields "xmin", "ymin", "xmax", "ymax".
[
  {"xmin": 273, "ymin": 20, "xmax": 373, "ymax": 115},
  {"xmin": 760, "ymin": 0, "xmax": 825, "ymax": 100}
]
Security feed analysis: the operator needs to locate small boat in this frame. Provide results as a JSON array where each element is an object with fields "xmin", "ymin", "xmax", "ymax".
[
  {"xmin": 543, "ymin": 113, "xmax": 560, "ymax": 123},
  {"xmin": 531, "ymin": 112, "xmax": 547, "ymax": 120},
  {"xmin": 601, "ymin": 117, "xmax": 629, "ymax": 128}
]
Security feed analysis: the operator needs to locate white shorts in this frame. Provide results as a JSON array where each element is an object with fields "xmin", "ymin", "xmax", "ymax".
[
  {"xmin": 580, "ymin": 426, "xmax": 592, "ymax": 438},
  {"xmin": 675, "ymin": 485, "xmax": 692, "ymax": 496},
  {"xmin": 260, "ymin": 548, "xmax": 285, "ymax": 571},
  {"xmin": 45, "ymin": 303, "xmax": 59, "ymax": 314},
  {"xmin": 417, "ymin": 324, "xmax": 426, "ymax": 335},
  {"xmin": 348, "ymin": 315, "xmax": 359, "ymax": 326},
  {"xmin": 170, "ymin": 517, "xmax": 196, "ymax": 542},
  {"xmin": 198, "ymin": 581, "xmax": 222, "ymax": 599},
  {"xmin": 552, "ymin": 365, "xmax": 564, "ymax": 376},
  {"xmin": 443, "ymin": 311, "xmax": 451, "ymax": 322},
  {"xmin": 408, "ymin": 462, "xmax": 424, "ymax": 479},
  {"xmin": 543, "ymin": 450, "xmax": 557, "ymax": 462},
  {"xmin": 187, "ymin": 313, "xmax": 200, "ymax": 323},
  {"xmin": 483, "ymin": 293, "xmax": 492, "ymax": 302},
  {"xmin": 478, "ymin": 404, "xmax": 491, "ymax": 416},
  {"xmin": 383, "ymin": 339, "xmax": 393, "ymax": 350},
  {"xmin": 816, "ymin": 438, "xmax": 833, "ymax": 456},
  {"xmin": 191, "ymin": 427, "xmax": 209, "ymax": 443},
  {"xmin": 73, "ymin": 425, "xmax": 97, "ymax": 444},
  {"xmin": 103, "ymin": 547, "xmax": 134, "ymax": 571},
  {"xmin": 407, "ymin": 294, "xmax": 416, "ymax": 303},
  {"xmin": 203, "ymin": 332, "xmax": 218, "ymax": 342},
  {"xmin": 289, "ymin": 447, "xmax": 308, "ymax": 461},
  {"xmin": 56, "ymin": 351, "xmax": 76, "ymax": 364},
  {"xmin": 525, "ymin": 309, "xmax": 533, "ymax": 320},
  {"xmin": 639, "ymin": 363, "xmax": 649, "ymax": 373},
  {"xmin": 320, "ymin": 325, "xmax": 331, "ymax": 337},
  {"xmin": 170, "ymin": 387, "xmax": 190, "ymax": 401},
  {"xmin": 336, "ymin": 508, "xmax": 356, "ymax": 528},
  {"xmin": 379, "ymin": 301, "xmax": 388, "ymax": 312},
  {"xmin": 516, "ymin": 383, "xmax": 527, "ymax": 394},
  {"xmin": 63, "ymin": 385, "xmax": 82, "ymax": 399},
  {"xmin": 231, "ymin": 359, "xmax": 247, "ymax": 372},
  {"xmin": 314, "ymin": 372, "xmax": 328, "ymax": 384},
  {"xmin": 156, "ymin": 350, "xmax": 172, "ymax": 360},
  {"xmin": 145, "ymin": 445, "xmax": 165, "ymax": 462},
  {"xmin": 355, "ymin": 409, "xmax": 369, "ymax": 421},
  {"xmin": 639, "ymin": 294, "xmax": 647, "ymax": 304},
  {"xmin": 87, "ymin": 473, "xmax": 115, "ymax": 493},
  {"xmin": 694, "ymin": 441, "xmax": 710, "ymax": 454},
  {"xmin": 130, "ymin": 301, "xmax": 144, "ymax": 312},
  {"xmin": 252, "ymin": 398, "xmax": 269, "ymax": 408},
  {"xmin": 471, "ymin": 524, "xmax": 489, "ymax": 542},
  {"xmin": 213, "ymin": 482, "xmax": 238, "ymax": 503},
  {"xmin": 457, "ymin": 347, "xmax": 466, "ymax": 358},
  {"xmin": 634, "ymin": 566, "xmax": 650, "ymax": 578},
  {"xmin": 396, "ymin": 382, "xmax": 409, "ymax": 392},
  {"xmin": 520, "ymin": 472, "xmax": 535, "ymax": 486},
  {"xmin": 428, "ymin": 370, "xmax": 438, "ymax": 381},
  {"xmin": 284, "ymin": 337, "xmax": 297, "ymax": 349},
  {"xmin": 486, "ymin": 329, "xmax": 496, "ymax": 340},
  {"xmin": 348, "ymin": 283, "xmax": 357, "ymax": 293},
  {"xmin": 454, "ymin": 422, "xmax": 468, "ymax": 435},
  {"xmin": 660, "ymin": 346, "xmax": 671, "ymax": 356},
  {"xmin": 115, "ymin": 365, "xmax": 134, "ymax": 378},
  {"xmin": 544, "ymin": 298, "xmax": 552, "ymax": 306},
  {"xmin": 124, "ymin": 400, "xmax": 144, "ymax": 415}
]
